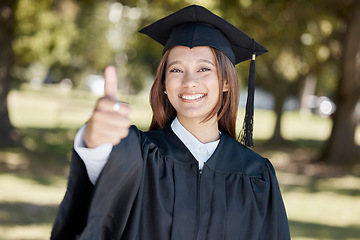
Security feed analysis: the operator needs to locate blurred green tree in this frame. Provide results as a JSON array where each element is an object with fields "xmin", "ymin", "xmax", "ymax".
[
  {"xmin": 214, "ymin": 0, "xmax": 360, "ymax": 163},
  {"xmin": 13, "ymin": 0, "xmax": 79, "ymax": 83},
  {"xmin": 214, "ymin": 0, "xmax": 341, "ymax": 143},
  {"xmin": 12, "ymin": 0, "xmax": 154, "ymax": 91}
]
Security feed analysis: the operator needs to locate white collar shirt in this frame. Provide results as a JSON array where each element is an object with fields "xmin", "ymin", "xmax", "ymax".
[{"xmin": 171, "ymin": 117, "xmax": 220, "ymax": 169}]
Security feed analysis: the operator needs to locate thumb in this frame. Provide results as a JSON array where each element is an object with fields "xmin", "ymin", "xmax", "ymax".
[{"xmin": 104, "ymin": 65, "xmax": 118, "ymax": 100}]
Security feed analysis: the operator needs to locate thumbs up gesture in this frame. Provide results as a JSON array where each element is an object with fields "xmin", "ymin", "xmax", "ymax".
[{"xmin": 84, "ymin": 66, "xmax": 131, "ymax": 148}]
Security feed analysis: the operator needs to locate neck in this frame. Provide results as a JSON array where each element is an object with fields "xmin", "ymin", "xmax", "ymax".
[{"xmin": 177, "ymin": 115, "xmax": 220, "ymax": 143}]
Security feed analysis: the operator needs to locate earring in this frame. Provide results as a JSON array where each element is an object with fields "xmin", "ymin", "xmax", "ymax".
[{"xmin": 164, "ymin": 91, "xmax": 167, "ymax": 94}]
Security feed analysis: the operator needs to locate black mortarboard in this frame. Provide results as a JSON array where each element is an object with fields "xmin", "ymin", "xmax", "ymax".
[{"xmin": 139, "ymin": 5, "xmax": 268, "ymax": 147}]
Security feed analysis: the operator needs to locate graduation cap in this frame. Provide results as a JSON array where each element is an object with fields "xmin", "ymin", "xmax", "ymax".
[{"xmin": 139, "ymin": 5, "xmax": 268, "ymax": 147}]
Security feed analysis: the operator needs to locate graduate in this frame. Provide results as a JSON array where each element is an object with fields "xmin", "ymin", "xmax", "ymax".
[{"xmin": 51, "ymin": 5, "xmax": 291, "ymax": 240}]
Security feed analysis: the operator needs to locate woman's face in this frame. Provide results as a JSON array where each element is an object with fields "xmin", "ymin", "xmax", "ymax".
[{"xmin": 165, "ymin": 46, "xmax": 226, "ymax": 124}]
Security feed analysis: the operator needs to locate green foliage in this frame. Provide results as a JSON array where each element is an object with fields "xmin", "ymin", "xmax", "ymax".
[
  {"xmin": 220, "ymin": 0, "xmax": 346, "ymax": 99},
  {"xmin": 12, "ymin": 0, "xmax": 153, "ymax": 92},
  {"xmin": 13, "ymin": 0, "xmax": 78, "ymax": 68}
]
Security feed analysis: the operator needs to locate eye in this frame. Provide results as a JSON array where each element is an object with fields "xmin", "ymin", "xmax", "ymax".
[
  {"xmin": 169, "ymin": 68, "xmax": 182, "ymax": 73},
  {"xmin": 199, "ymin": 67, "xmax": 211, "ymax": 72}
]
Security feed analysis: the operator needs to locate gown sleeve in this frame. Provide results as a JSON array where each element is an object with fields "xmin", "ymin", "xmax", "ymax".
[
  {"xmin": 260, "ymin": 159, "xmax": 291, "ymax": 239},
  {"xmin": 51, "ymin": 150, "xmax": 95, "ymax": 240},
  {"xmin": 51, "ymin": 126, "xmax": 144, "ymax": 240},
  {"xmin": 77, "ymin": 126, "xmax": 144, "ymax": 239}
]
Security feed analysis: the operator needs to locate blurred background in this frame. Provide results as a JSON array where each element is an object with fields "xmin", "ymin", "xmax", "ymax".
[{"xmin": 0, "ymin": 0, "xmax": 360, "ymax": 239}]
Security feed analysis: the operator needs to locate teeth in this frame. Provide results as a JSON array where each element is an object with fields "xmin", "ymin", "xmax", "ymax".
[{"xmin": 181, "ymin": 94, "xmax": 205, "ymax": 100}]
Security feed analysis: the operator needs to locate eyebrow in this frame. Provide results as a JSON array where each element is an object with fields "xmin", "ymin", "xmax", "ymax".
[
  {"xmin": 167, "ymin": 60, "xmax": 181, "ymax": 69},
  {"xmin": 198, "ymin": 59, "xmax": 215, "ymax": 66},
  {"xmin": 167, "ymin": 59, "xmax": 215, "ymax": 69}
]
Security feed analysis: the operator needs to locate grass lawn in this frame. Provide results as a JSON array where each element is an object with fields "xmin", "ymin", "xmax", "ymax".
[{"xmin": 1, "ymin": 85, "xmax": 359, "ymax": 240}]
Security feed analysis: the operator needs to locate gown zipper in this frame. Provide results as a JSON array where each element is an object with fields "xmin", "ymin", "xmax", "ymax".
[{"xmin": 195, "ymin": 168, "xmax": 203, "ymax": 239}]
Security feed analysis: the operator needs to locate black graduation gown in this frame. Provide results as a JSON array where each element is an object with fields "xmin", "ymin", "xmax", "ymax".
[{"xmin": 51, "ymin": 125, "xmax": 291, "ymax": 240}]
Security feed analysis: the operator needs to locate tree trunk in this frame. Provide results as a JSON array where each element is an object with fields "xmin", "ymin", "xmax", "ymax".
[
  {"xmin": 269, "ymin": 93, "xmax": 286, "ymax": 144},
  {"xmin": 320, "ymin": 0, "xmax": 360, "ymax": 163},
  {"xmin": 0, "ymin": 1, "xmax": 21, "ymax": 147}
]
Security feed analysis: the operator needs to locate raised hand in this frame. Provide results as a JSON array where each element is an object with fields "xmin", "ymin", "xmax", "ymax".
[{"xmin": 84, "ymin": 66, "xmax": 131, "ymax": 148}]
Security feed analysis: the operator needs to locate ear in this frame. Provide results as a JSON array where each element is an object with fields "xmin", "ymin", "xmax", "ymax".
[{"xmin": 223, "ymin": 80, "xmax": 229, "ymax": 92}]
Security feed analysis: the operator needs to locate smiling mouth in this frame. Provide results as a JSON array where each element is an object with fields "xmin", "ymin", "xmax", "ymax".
[{"xmin": 179, "ymin": 93, "xmax": 207, "ymax": 101}]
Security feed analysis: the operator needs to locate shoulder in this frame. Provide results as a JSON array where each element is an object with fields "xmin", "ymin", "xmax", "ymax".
[
  {"xmin": 113, "ymin": 125, "xmax": 142, "ymax": 148},
  {"xmin": 206, "ymin": 132, "xmax": 268, "ymax": 177},
  {"xmin": 120, "ymin": 125, "xmax": 187, "ymax": 158},
  {"xmin": 140, "ymin": 125, "xmax": 171, "ymax": 143},
  {"xmin": 139, "ymin": 125, "xmax": 198, "ymax": 164}
]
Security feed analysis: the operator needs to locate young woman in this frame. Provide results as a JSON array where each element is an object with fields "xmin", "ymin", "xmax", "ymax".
[{"xmin": 51, "ymin": 5, "xmax": 290, "ymax": 240}]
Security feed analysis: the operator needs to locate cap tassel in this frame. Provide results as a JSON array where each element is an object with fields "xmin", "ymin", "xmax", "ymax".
[{"xmin": 240, "ymin": 39, "xmax": 256, "ymax": 147}]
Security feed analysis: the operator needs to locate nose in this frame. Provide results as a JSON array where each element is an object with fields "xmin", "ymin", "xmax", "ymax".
[{"xmin": 182, "ymin": 72, "xmax": 199, "ymax": 88}]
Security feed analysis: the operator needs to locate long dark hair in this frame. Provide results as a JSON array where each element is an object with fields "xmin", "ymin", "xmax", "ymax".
[{"xmin": 149, "ymin": 47, "xmax": 239, "ymax": 138}]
